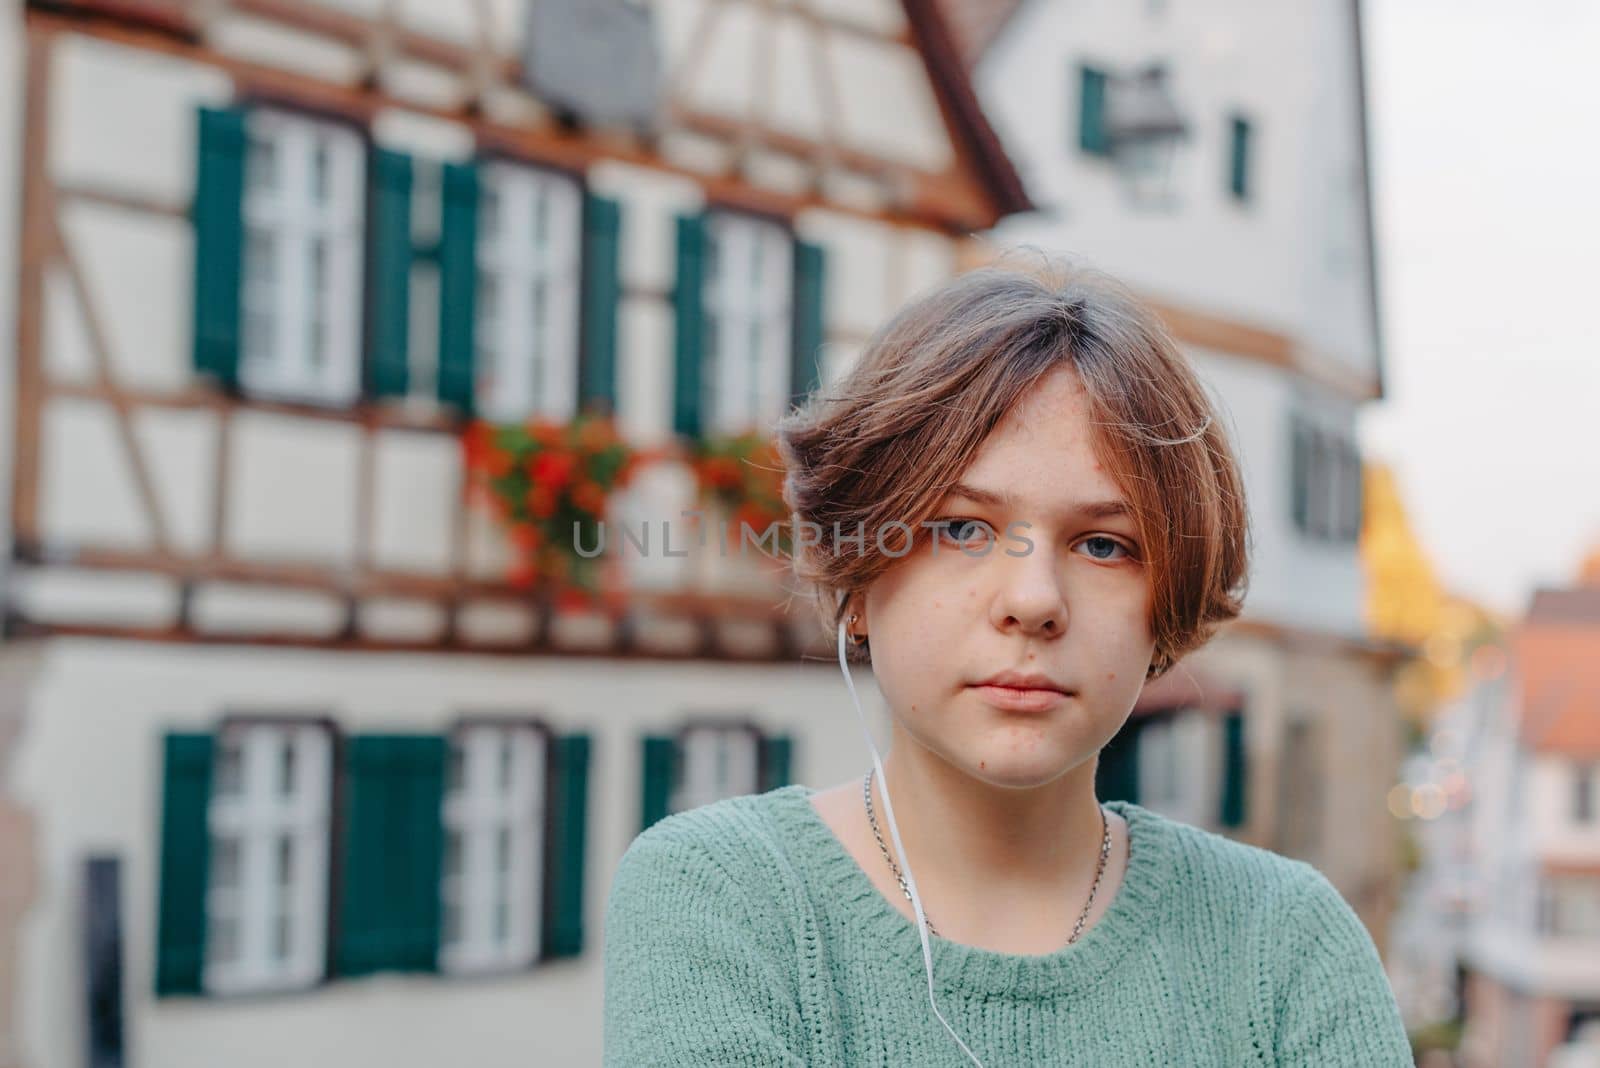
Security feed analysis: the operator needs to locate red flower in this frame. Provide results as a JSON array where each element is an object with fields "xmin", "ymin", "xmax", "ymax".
[{"xmin": 530, "ymin": 451, "xmax": 578, "ymax": 493}]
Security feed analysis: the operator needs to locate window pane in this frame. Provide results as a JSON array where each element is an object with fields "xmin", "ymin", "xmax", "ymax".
[
  {"xmin": 279, "ymin": 741, "xmax": 297, "ymax": 797},
  {"xmin": 477, "ymin": 273, "xmax": 499, "ymax": 327},
  {"xmin": 273, "ymin": 910, "xmax": 293, "ymax": 962},
  {"xmin": 479, "ymin": 183, "xmax": 500, "ymax": 239},
  {"xmin": 499, "ymin": 734, "xmax": 514, "ymax": 793},
  {"xmin": 208, "ymin": 911, "xmax": 240, "ymax": 967},
  {"xmin": 448, "ymin": 742, "xmax": 466, "ymax": 796},
  {"xmin": 496, "ymin": 826, "xmax": 512, "ymax": 877},
  {"xmin": 214, "ymin": 740, "xmax": 244, "ymax": 798},
  {"xmin": 445, "ymin": 829, "xmax": 464, "ymax": 879},
  {"xmin": 246, "ymin": 133, "xmax": 277, "ymax": 193},
  {"xmin": 443, "ymin": 899, "xmax": 462, "ymax": 947},
  {"xmin": 210, "ymin": 835, "xmax": 241, "ymax": 891},
  {"xmin": 311, "ymin": 139, "xmax": 332, "ymax": 204},
  {"xmin": 494, "ymin": 894, "xmax": 511, "ymax": 944},
  {"xmin": 276, "ymin": 834, "xmax": 294, "ymax": 889},
  {"xmin": 242, "ymin": 310, "xmax": 276, "ymax": 370},
  {"xmin": 243, "ymin": 228, "xmax": 277, "ymax": 294}
]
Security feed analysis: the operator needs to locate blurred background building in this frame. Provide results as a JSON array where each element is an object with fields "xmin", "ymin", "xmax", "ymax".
[{"xmin": 1392, "ymin": 563, "xmax": 1600, "ymax": 1067}]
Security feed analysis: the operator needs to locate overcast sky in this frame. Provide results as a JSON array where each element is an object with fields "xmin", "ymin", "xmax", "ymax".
[{"xmin": 1357, "ymin": 0, "xmax": 1600, "ymax": 617}]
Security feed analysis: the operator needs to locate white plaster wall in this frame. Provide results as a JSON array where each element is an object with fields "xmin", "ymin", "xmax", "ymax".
[
  {"xmin": 977, "ymin": 0, "xmax": 1379, "ymax": 380},
  {"xmin": 9, "ymin": 638, "xmax": 891, "ymax": 1068},
  {"xmin": 1531, "ymin": 755, "xmax": 1600, "ymax": 859},
  {"xmin": 1188, "ymin": 349, "xmax": 1366, "ymax": 636}
]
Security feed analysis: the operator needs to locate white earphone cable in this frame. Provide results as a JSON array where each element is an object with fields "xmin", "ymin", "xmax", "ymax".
[{"xmin": 837, "ymin": 617, "xmax": 986, "ymax": 1067}]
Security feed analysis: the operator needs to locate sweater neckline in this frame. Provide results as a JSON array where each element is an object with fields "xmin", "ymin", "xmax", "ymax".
[{"xmin": 769, "ymin": 783, "xmax": 1174, "ymax": 1000}]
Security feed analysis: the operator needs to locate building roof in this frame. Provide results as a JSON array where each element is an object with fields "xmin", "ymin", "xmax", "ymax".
[
  {"xmin": 1513, "ymin": 588, "xmax": 1600, "ymax": 757},
  {"xmin": 930, "ymin": 0, "xmax": 1027, "ymax": 70},
  {"xmin": 902, "ymin": 0, "xmax": 1034, "ymax": 220}
]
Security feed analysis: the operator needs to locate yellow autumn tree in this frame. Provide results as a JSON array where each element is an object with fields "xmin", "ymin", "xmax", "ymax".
[{"xmin": 1361, "ymin": 462, "xmax": 1506, "ymax": 726}]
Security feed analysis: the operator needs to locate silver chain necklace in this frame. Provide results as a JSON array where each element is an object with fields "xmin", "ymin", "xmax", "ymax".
[{"xmin": 861, "ymin": 769, "xmax": 1113, "ymax": 944}]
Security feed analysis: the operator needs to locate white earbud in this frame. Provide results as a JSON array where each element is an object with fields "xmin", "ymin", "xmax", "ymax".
[{"xmin": 836, "ymin": 615, "xmax": 986, "ymax": 1066}]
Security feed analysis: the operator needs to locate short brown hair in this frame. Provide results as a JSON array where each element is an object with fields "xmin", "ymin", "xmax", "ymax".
[{"xmin": 775, "ymin": 254, "xmax": 1251, "ymax": 681}]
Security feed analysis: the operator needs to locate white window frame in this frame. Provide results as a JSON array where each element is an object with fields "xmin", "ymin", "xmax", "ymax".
[
  {"xmin": 239, "ymin": 108, "xmax": 365, "ymax": 406},
  {"xmin": 671, "ymin": 722, "xmax": 761, "ymax": 813},
  {"xmin": 474, "ymin": 161, "xmax": 583, "ymax": 424},
  {"xmin": 1137, "ymin": 712, "xmax": 1220, "ymax": 829},
  {"xmin": 702, "ymin": 212, "xmax": 793, "ymax": 435},
  {"xmin": 203, "ymin": 721, "xmax": 332, "ymax": 996},
  {"xmin": 440, "ymin": 723, "xmax": 548, "ymax": 975}
]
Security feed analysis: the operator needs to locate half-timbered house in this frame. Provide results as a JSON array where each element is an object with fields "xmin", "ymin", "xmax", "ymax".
[{"xmin": 0, "ymin": 1, "xmax": 1029, "ymax": 1063}]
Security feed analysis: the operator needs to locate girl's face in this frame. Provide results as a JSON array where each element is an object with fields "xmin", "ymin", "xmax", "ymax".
[{"xmin": 859, "ymin": 364, "xmax": 1156, "ymax": 789}]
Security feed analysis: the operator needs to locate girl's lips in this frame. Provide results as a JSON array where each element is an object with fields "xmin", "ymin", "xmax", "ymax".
[{"xmin": 967, "ymin": 684, "xmax": 1073, "ymax": 713}]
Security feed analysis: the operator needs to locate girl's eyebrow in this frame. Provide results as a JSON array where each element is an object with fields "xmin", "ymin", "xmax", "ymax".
[{"xmin": 949, "ymin": 483, "xmax": 1133, "ymax": 521}]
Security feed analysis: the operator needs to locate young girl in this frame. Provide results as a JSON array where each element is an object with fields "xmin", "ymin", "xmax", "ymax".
[{"xmin": 601, "ymin": 258, "xmax": 1413, "ymax": 1066}]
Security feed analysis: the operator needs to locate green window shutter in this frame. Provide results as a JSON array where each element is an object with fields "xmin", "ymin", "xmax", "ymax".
[
  {"xmin": 541, "ymin": 733, "xmax": 592, "ymax": 959},
  {"xmin": 1095, "ymin": 718, "xmax": 1140, "ymax": 805},
  {"xmin": 1219, "ymin": 712, "xmax": 1249, "ymax": 828},
  {"xmin": 155, "ymin": 732, "xmax": 214, "ymax": 996},
  {"xmin": 437, "ymin": 162, "xmax": 479, "ymax": 417},
  {"xmin": 640, "ymin": 735, "xmax": 676, "ymax": 832},
  {"xmin": 334, "ymin": 735, "xmax": 447, "ymax": 976},
  {"xmin": 192, "ymin": 106, "xmax": 247, "ymax": 390},
  {"xmin": 671, "ymin": 214, "xmax": 706, "ymax": 440},
  {"xmin": 367, "ymin": 147, "xmax": 414, "ymax": 399},
  {"xmin": 789, "ymin": 240, "xmax": 826, "ymax": 411},
  {"xmin": 578, "ymin": 191, "xmax": 623, "ymax": 416},
  {"xmin": 1229, "ymin": 116, "xmax": 1252, "ymax": 200},
  {"xmin": 759, "ymin": 734, "xmax": 794, "ymax": 792},
  {"xmin": 1078, "ymin": 66, "xmax": 1110, "ymax": 156}
]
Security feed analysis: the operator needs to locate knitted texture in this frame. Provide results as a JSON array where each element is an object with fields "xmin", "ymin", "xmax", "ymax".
[{"xmin": 602, "ymin": 784, "xmax": 1413, "ymax": 1066}]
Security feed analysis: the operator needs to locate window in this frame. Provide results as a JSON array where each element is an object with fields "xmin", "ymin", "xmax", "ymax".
[
  {"xmin": 701, "ymin": 212, "xmax": 793, "ymax": 435},
  {"xmin": 474, "ymin": 161, "xmax": 583, "ymax": 423},
  {"xmin": 1228, "ymin": 115, "xmax": 1253, "ymax": 201},
  {"xmin": 1538, "ymin": 876, "xmax": 1600, "ymax": 938},
  {"xmin": 673, "ymin": 722, "xmax": 761, "ymax": 812},
  {"xmin": 1289, "ymin": 410, "xmax": 1361, "ymax": 544},
  {"xmin": 1135, "ymin": 712, "xmax": 1219, "ymax": 828},
  {"xmin": 640, "ymin": 723, "xmax": 793, "ymax": 830},
  {"xmin": 440, "ymin": 724, "xmax": 548, "ymax": 975},
  {"xmin": 204, "ymin": 722, "xmax": 332, "ymax": 995},
  {"xmin": 238, "ymin": 109, "xmax": 365, "ymax": 405},
  {"xmin": 1576, "ymin": 762, "xmax": 1597, "ymax": 824}
]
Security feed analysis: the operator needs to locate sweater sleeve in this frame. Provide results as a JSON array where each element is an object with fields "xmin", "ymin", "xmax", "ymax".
[
  {"xmin": 1271, "ymin": 868, "xmax": 1413, "ymax": 1067},
  {"xmin": 602, "ymin": 822, "xmax": 809, "ymax": 1067}
]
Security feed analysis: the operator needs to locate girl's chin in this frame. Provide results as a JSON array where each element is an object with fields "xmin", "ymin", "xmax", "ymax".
[{"xmin": 954, "ymin": 749, "xmax": 1089, "ymax": 789}]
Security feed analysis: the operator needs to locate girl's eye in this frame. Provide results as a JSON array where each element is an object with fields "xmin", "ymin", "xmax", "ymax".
[
  {"xmin": 932, "ymin": 517, "xmax": 995, "ymax": 548},
  {"xmin": 1077, "ymin": 535, "xmax": 1132, "ymax": 562}
]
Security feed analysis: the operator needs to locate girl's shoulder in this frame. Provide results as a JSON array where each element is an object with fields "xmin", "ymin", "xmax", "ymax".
[
  {"xmin": 1121, "ymin": 801, "xmax": 1333, "ymax": 903},
  {"xmin": 609, "ymin": 785, "xmax": 807, "ymax": 902},
  {"xmin": 1112, "ymin": 800, "xmax": 1365, "ymax": 948}
]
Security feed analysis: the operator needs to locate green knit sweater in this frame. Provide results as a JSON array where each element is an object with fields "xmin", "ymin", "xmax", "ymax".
[{"xmin": 602, "ymin": 784, "xmax": 1413, "ymax": 1066}]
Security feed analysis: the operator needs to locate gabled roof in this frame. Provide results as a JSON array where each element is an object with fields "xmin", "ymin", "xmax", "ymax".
[
  {"xmin": 1513, "ymin": 586, "xmax": 1600, "ymax": 758},
  {"xmin": 902, "ymin": 0, "xmax": 1034, "ymax": 220},
  {"xmin": 930, "ymin": 0, "xmax": 1027, "ymax": 70}
]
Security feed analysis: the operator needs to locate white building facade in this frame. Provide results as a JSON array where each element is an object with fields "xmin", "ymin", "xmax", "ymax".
[{"xmin": 0, "ymin": 2, "xmax": 1032, "ymax": 1065}]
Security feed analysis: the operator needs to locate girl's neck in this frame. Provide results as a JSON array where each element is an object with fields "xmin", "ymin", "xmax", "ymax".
[{"xmin": 875, "ymin": 730, "xmax": 1110, "ymax": 915}]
